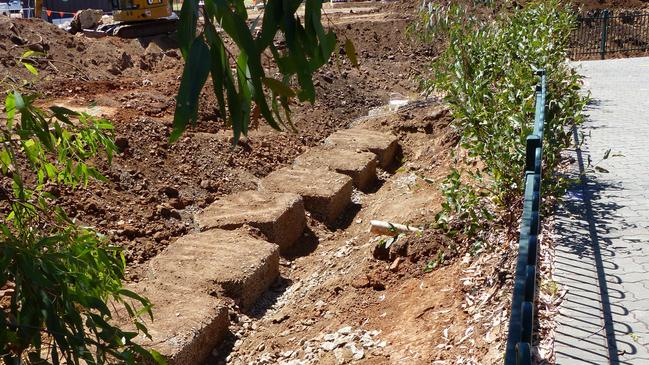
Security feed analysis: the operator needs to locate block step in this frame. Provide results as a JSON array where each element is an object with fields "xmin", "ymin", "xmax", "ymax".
[
  {"xmin": 324, "ymin": 128, "xmax": 399, "ymax": 168},
  {"xmin": 195, "ymin": 190, "xmax": 306, "ymax": 252},
  {"xmin": 259, "ymin": 167, "xmax": 353, "ymax": 226},
  {"xmin": 293, "ymin": 146, "xmax": 377, "ymax": 192},
  {"xmin": 145, "ymin": 229, "xmax": 280, "ymax": 311},
  {"xmin": 116, "ymin": 281, "xmax": 229, "ymax": 365}
]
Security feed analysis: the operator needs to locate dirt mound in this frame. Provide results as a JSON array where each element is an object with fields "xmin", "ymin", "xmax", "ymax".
[
  {"xmin": 0, "ymin": 3, "xmax": 437, "ymax": 268},
  {"xmin": 0, "ymin": 17, "xmax": 180, "ymax": 83}
]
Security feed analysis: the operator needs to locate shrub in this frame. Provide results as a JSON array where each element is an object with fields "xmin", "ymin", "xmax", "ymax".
[
  {"xmin": 413, "ymin": 0, "xmax": 588, "ymax": 241},
  {"xmin": 0, "ymin": 90, "xmax": 161, "ymax": 364}
]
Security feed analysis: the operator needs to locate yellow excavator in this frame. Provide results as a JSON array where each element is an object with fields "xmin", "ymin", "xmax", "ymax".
[{"xmin": 35, "ymin": 0, "xmax": 178, "ymax": 38}]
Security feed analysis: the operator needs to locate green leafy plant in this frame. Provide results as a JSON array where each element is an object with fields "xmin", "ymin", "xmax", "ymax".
[
  {"xmin": 413, "ymin": 0, "xmax": 588, "ymax": 241},
  {"xmin": 423, "ymin": 250, "xmax": 445, "ymax": 273},
  {"xmin": 0, "ymin": 89, "xmax": 161, "ymax": 363},
  {"xmin": 172, "ymin": 0, "xmax": 357, "ymax": 144}
]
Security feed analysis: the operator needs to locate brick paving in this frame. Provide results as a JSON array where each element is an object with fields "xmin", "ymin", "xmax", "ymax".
[{"xmin": 555, "ymin": 57, "xmax": 649, "ymax": 364}]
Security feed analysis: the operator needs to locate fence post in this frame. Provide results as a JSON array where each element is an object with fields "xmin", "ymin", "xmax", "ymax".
[{"xmin": 600, "ymin": 9, "xmax": 610, "ymax": 60}]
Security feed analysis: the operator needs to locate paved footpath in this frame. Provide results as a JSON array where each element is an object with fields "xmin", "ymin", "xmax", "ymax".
[{"xmin": 555, "ymin": 57, "xmax": 649, "ymax": 364}]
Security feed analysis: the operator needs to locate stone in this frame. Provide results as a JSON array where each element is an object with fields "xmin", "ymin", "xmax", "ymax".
[
  {"xmin": 71, "ymin": 9, "xmax": 103, "ymax": 32},
  {"xmin": 146, "ymin": 229, "xmax": 279, "ymax": 310},
  {"xmin": 293, "ymin": 146, "xmax": 377, "ymax": 191},
  {"xmin": 337, "ymin": 326, "xmax": 352, "ymax": 335},
  {"xmin": 115, "ymin": 281, "xmax": 229, "ymax": 365},
  {"xmin": 324, "ymin": 128, "xmax": 399, "ymax": 168},
  {"xmin": 259, "ymin": 167, "xmax": 353, "ymax": 226},
  {"xmin": 333, "ymin": 347, "xmax": 354, "ymax": 364},
  {"xmin": 321, "ymin": 342, "xmax": 336, "ymax": 351},
  {"xmin": 324, "ymin": 333, "xmax": 337, "ymax": 341},
  {"xmin": 145, "ymin": 42, "xmax": 163, "ymax": 56},
  {"xmin": 195, "ymin": 190, "xmax": 306, "ymax": 252},
  {"xmin": 350, "ymin": 343, "xmax": 364, "ymax": 360}
]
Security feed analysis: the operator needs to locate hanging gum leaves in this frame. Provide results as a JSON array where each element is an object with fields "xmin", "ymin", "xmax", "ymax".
[{"xmin": 172, "ymin": 0, "xmax": 342, "ymax": 144}]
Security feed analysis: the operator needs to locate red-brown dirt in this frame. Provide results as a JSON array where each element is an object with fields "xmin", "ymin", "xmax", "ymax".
[{"xmin": 1, "ymin": 2, "xmax": 439, "ymax": 267}]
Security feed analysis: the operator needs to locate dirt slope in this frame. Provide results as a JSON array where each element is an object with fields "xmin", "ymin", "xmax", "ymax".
[{"xmin": 1, "ymin": 1, "xmax": 437, "ymax": 266}]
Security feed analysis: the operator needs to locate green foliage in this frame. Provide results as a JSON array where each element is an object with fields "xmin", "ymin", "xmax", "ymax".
[
  {"xmin": 414, "ymin": 1, "xmax": 588, "ymax": 238},
  {"xmin": 0, "ymin": 89, "xmax": 159, "ymax": 364},
  {"xmin": 172, "ymin": 0, "xmax": 348, "ymax": 144}
]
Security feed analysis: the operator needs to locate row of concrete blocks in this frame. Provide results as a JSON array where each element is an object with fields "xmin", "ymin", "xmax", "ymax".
[{"xmin": 118, "ymin": 128, "xmax": 399, "ymax": 364}]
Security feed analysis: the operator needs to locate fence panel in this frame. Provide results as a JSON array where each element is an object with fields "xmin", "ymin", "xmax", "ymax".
[
  {"xmin": 571, "ymin": 10, "xmax": 649, "ymax": 59},
  {"xmin": 503, "ymin": 70, "xmax": 546, "ymax": 365}
]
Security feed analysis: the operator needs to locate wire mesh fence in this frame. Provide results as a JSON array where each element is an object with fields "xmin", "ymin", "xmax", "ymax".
[{"xmin": 571, "ymin": 10, "xmax": 649, "ymax": 59}]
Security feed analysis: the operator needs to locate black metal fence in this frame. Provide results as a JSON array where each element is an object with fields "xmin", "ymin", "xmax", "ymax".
[
  {"xmin": 571, "ymin": 9, "xmax": 649, "ymax": 59},
  {"xmin": 503, "ymin": 70, "xmax": 546, "ymax": 365}
]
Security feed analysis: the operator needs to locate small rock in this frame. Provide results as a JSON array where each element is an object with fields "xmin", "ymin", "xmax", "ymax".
[
  {"xmin": 351, "ymin": 276, "xmax": 370, "ymax": 289},
  {"xmin": 157, "ymin": 204, "xmax": 181, "ymax": 219},
  {"xmin": 337, "ymin": 326, "xmax": 352, "ymax": 335},
  {"xmin": 271, "ymin": 313, "xmax": 290, "ymax": 324},
  {"xmin": 10, "ymin": 35, "xmax": 26, "ymax": 45},
  {"xmin": 324, "ymin": 333, "xmax": 337, "ymax": 342},
  {"xmin": 28, "ymin": 43, "xmax": 45, "ymax": 53},
  {"xmin": 153, "ymin": 231, "xmax": 166, "ymax": 242},
  {"xmin": 389, "ymin": 257, "xmax": 403, "ymax": 272},
  {"xmin": 164, "ymin": 49, "xmax": 180, "ymax": 59},
  {"xmin": 118, "ymin": 224, "xmax": 141, "ymax": 239},
  {"xmin": 333, "ymin": 347, "xmax": 354, "ymax": 364},
  {"xmin": 321, "ymin": 342, "xmax": 336, "ymax": 351},
  {"xmin": 145, "ymin": 42, "xmax": 163, "ymax": 55},
  {"xmin": 350, "ymin": 343, "xmax": 364, "ymax": 360}
]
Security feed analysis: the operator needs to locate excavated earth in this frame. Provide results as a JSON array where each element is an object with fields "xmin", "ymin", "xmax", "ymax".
[{"xmin": 1, "ymin": 0, "xmax": 633, "ymax": 364}]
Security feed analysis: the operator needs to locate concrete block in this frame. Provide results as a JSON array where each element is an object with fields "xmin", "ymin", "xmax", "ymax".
[
  {"xmin": 293, "ymin": 146, "xmax": 377, "ymax": 191},
  {"xmin": 195, "ymin": 190, "xmax": 305, "ymax": 252},
  {"xmin": 147, "ymin": 229, "xmax": 280, "ymax": 311},
  {"xmin": 259, "ymin": 167, "xmax": 353, "ymax": 225},
  {"xmin": 324, "ymin": 128, "xmax": 399, "ymax": 168},
  {"xmin": 116, "ymin": 281, "xmax": 229, "ymax": 365}
]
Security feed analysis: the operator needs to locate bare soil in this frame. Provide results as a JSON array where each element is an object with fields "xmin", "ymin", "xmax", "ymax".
[{"xmin": 1, "ymin": 3, "xmax": 437, "ymax": 268}]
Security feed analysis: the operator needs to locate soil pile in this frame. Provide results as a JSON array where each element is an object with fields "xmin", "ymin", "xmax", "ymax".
[{"xmin": 2, "ymin": 2, "xmax": 436, "ymax": 266}]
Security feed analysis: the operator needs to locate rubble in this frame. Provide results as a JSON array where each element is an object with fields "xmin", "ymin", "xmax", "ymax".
[{"xmin": 70, "ymin": 9, "xmax": 104, "ymax": 33}]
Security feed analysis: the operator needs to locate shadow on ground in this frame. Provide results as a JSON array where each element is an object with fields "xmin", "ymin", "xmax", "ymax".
[{"xmin": 555, "ymin": 122, "xmax": 645, "ymax": 364}]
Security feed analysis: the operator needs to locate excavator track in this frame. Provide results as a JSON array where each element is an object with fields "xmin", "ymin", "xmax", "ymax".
[{"xmin": 97, "ymin": 17, "xmax": 177, "ymax": 39}]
